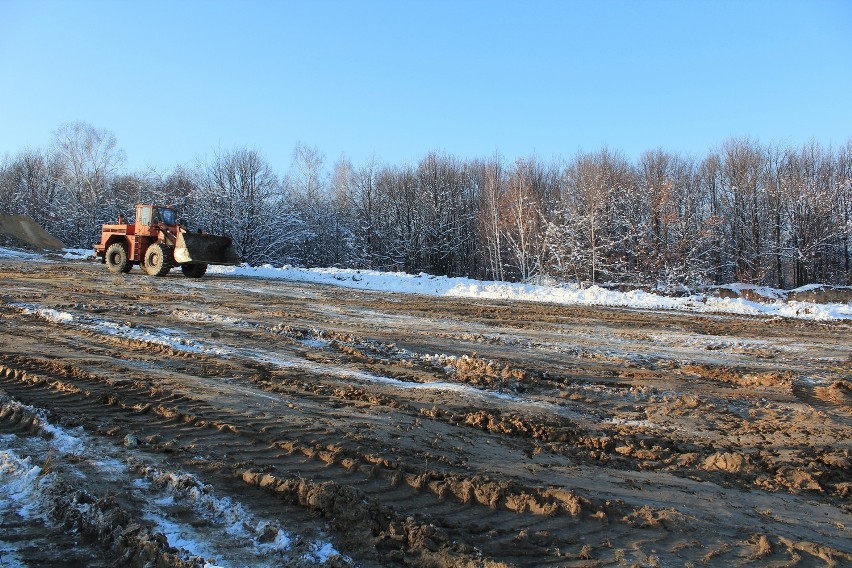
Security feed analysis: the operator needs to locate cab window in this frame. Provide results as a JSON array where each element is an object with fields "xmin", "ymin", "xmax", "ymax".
[
  {"xmin": 137, "ymin": 206, "xmax": 151, "ymax": 226},
  {"xmin": 158, "ymin": 208, "xmax": 176, "ymax": 225}
]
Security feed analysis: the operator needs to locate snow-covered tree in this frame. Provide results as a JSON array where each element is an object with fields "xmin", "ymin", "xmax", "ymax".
[
  {"xmin": 192, "ymin": 147, "xmax": 287, "ymax": 264},
  {"xmin": 555, "ymin": 149, "xmax": 630, "ymax": 285},
  {"xmin": 474, "ymin": 155, "xmax": 506, "ymax": 281},
  {"xmin": 284, "ymin": 143, "xmax": 334, "ymax": 266},
  {"xmin": 0, "ymin": 148, "xmax": 66, "ymax": 230},
  {"xmin": 51, "ymin": 122, "xmax": 126, "ymax": 246},
  {"xmin": 501, "ymin": 158, "xmax": 557, "ymax": 282},
  {"xmin": 3, "ymin": 121, "xmax": 851, "ymax": 286}
]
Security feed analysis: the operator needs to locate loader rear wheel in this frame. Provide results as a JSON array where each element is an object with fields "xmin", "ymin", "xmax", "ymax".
[
  {"xmin": 143, "ymin": 243, "xmax": 172, "ymax": 277},
  {"xmin": 105, "ymin": 242, "xmax": 131, "ymax": 274},
  {"xmin": 181, "ymin": 263, "xmax": 208, "ymax": 278}
]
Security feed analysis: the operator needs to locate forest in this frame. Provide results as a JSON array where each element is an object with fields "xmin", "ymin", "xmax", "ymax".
[{"xmin": 1, "ymin": 122, "xmax": 850, "ymax": 289}]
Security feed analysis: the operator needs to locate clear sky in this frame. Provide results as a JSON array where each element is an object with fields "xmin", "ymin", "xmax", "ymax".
[{"xmin": 1, "ymin": 0, "xmax": 850, "ymax": 174}]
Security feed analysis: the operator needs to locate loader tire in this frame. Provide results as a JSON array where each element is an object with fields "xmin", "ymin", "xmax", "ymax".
[
  {"xmin": 105, "ymin": 242, "xmax": 131, "ymax": 274},
  {"xmin": 143, "ymin": 243, "xmax": 172, "ymax": 277},
  {"xmin": 181, "ymin": 263, "xmax": 207, "ymax": 278}
]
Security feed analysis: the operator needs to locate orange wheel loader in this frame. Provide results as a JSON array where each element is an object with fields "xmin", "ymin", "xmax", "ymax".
[{"xmin": 93, "ymin": 204, "xmax": 240, "ymax": 278}]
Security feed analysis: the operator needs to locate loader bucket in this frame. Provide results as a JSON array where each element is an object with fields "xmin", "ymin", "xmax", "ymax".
[{"xmin": 174, "ymin": 232, "xmax": 240, "ymax": 265}]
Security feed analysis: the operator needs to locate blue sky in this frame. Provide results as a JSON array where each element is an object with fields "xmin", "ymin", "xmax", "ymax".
[{"xmin": 1, "ymin": 0, "xmax": 850, "ymax": 174}]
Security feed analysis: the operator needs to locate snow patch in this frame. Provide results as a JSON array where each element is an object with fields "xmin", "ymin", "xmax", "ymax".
[
  {"xmin": 305, "ymin": 541, "xmax": 341, "ymax": 563},
  {"xmin": 298, "ymin": 338, "xmax": 332, "ymax": 349},
  {"xmin": 14, "ymin": 302, "xmax": 226, "ymax": 355},
  {"xmin": 172, "ymin": 309, "xmax": 246, "ymax": 326},
  {"xmin": 20, "ymin": 306, "xmax": 74, "ymax": 324},
  {"xmin": 87, "ymin": 320, "xmax": 213, "ymax": 353},
  {"xmin": 0, "ymin": 398, "xmax": 86, "ymax": 455},
  {"xmin": 0, "ymin": 450, "xmax": 47, "ymax": 518},
  {"xmin": 605, "ymin": 418, "xmax": 657, "ymax": 429},
  {"xmin": 208, "ymin": 265, "xmax": 852, "ymax": 321},
  {"xmin": 0, "ymin": 247, "xmax": 42, "ymax": 260},
  {"xmin": 62, "ymin": 248, "xmax": 94, "ymax": 260}
]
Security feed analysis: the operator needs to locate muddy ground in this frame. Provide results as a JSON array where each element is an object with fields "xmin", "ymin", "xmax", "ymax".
[{"xmin": 1, "ymin": 256, "xmax": 850, "ymax": 567}]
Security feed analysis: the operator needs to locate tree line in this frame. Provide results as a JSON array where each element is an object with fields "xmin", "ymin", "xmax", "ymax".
[{"xmin": 2, "ymin": 121, "xmax": 850, "ymax": 289}]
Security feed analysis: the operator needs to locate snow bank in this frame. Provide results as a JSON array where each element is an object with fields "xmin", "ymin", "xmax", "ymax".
[
  {"xmin": 2, "ymin": 246, "xmax": 849, "ymax": 321},
  {"xmin": 210, "ymin": 265, "xmax": 852, "ymax": 321}
]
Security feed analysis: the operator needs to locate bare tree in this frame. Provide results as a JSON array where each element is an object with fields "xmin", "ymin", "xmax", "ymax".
[
  {"xmin": 417, "ymin": 152, "xmax": 477, "ymax": 276},
  {"xmin": 781, "ymin": 143, "xmax": 845, "ymax": 286},
  {"xmin": 327, "ymin": 157, "xmax": 358, "ymax": 266},
  {"xmin": 558, "ymin": 149, "xmax": 630, "ymax": 285},
  {"xmin": 696, "ymin": 152, "xmax": 726, "ymax": 284},
  {"xmin": 351, "ymin": 157, "xmax": 381, "ymax": 267},
  {"xmin": 502, "ymin": 157, "xmax": 558, "ymax": 282},
  {"xmin": 284, "ymin": 143, "xmax": 331, "ymax": 266},
  {"xmin": 838, "ymin": 141, "xmax": 852, "ymax": 282},
  {"xmin": 475, "ymin": 154, "xmax": 506, "ymax": 281},
  {"xmin": 0, "ymin": 148, "xmax": 66, "ymax": 228},
  {"xmin": 193, "ymin": 147, "xmax": 284, "ymax": 264},
  {"xmin": 377, "ymin": 164, "xmax": 421, "ymax": 272},
  {"xmin": 51, "ymin": 122, "xmax": 126, "ymax": 245},
  {"xmin": 719, "ymin": 138, "xmax": 767, "ymax": 283}
]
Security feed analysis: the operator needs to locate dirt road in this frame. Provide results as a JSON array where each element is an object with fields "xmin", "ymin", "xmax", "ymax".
[{"xmin": 1, "ymin": 257, "xmax": 850, "ymax": 567}]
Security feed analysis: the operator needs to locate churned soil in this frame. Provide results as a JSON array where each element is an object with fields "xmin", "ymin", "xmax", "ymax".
[{"xmin": 0, "ymin": 257, "xmax": 850, "ymax": 566}]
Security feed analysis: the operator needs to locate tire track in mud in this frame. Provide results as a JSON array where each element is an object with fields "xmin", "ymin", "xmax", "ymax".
[
  {"xmin": 0, "ymin": 395, "xmax": 342, "ymax": 568},
  {"xmin": 6, "ymin": 295, "xmax": 852, "ymax": 503},
  {"xmin": 0, "ymin": 355, "xmax": 643, "ymax": 566},
  {"xmin": 223, "ymin": 324, "xmax": 852, "ymax": 504},
  {"xmin": 0, "ymin": 338, "xmax": 848, "ymax": 566},
  {"xmin": 0, "ymin": 340, "xmax": 750, "ymax": 566},
  {"xmin": 2, "ymin": 259, "xmax": 852, "ymax": 566},
  {"xmin": 790, "ymin": 376, "xmax": 852, "ymax": 427}
]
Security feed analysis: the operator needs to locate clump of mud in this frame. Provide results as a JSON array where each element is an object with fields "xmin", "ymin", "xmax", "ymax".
[
  {"xmin": 680, "ymin": 364, "xmax": 793, "ymax": 388},
  {"xmin": 434, "ymin": 353, "xmax": 527, "ymax": 389},
  {"xmin": 703, "ymin": 451, "xmax": 750, "ymax": 473},
  {"xmin": 815, "ymin": 379, "xmax": 852, "ymax": 408},
  {"xmin": 623, "ymin": 505, "xmax": 687, "ymax": 529}
]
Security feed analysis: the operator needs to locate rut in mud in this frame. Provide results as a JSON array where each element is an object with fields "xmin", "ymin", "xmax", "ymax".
[{"xmin": 0, "ymin": 257, "xmax": 850, "ymax": 567}]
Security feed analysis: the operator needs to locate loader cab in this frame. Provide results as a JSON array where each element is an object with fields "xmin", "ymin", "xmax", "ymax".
[{"xmin": 135, "ymin": 205, "xmax": 177, "ymax": 228}]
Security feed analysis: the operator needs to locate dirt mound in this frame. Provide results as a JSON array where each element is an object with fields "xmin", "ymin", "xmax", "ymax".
[{"xmin": 0, "ymin": 213, "xmax": 64, "ymax": 250}]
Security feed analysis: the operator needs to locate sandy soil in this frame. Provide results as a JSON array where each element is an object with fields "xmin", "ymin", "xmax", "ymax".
[
  {"xmin": 1, "ymin": 257, "xmax": 850, "ymax": 567},
  {"xmin": 0, "ymin": 215, "xmax": 64, "ymax": 251}
]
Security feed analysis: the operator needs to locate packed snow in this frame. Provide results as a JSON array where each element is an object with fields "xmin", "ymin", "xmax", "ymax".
[
  {"xmin": 2, "ymin": 247, "xmax": 851, "ymax": 321},
  {"xmin": 19, "ymin": 306, "xmax": 74, "ymax": 324},
  {"xmin": 208, "ymin": 264, "xmax": 852, "ymax": 321}
]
